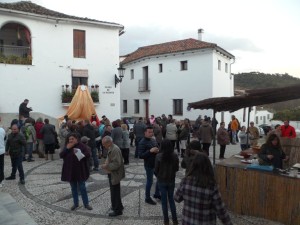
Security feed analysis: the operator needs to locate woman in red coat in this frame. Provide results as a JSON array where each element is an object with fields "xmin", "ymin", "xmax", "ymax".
[
  {"xmin": 90, "ymin": 114, "xmax": 100, "ymax": 127},
  {"xmin": 60, "ymin": 133, "xmax": 92, "ymax": 210},
  {"xmin": 34, "ymin": 118, "xmax": 44, "ymax": 158}
]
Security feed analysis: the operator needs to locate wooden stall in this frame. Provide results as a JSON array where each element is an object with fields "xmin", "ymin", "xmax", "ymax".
[
  {"xmin": 281, "ymin": 137, "xmax": 300, "ymax": 168},
  {"xmin": 187, "ymin": 85, "xmax": 300, "ymax": 224},
  {"xmin": 215, "ymin": 156, "xmax": 300, "ymax": 225}
]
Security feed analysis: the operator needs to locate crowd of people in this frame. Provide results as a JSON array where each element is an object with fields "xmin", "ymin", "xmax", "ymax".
[{"xmin": 1, "ymin": 99, "xmax": 297, "ymax": 224}]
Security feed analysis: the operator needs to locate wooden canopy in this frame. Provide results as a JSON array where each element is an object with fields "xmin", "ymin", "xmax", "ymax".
[{"xmin": 188, "ymin": 84, "xmax": 300, "ymax": 112}]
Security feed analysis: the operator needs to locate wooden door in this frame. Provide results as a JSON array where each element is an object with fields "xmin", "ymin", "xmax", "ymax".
[{"xmin": 145, "ymin": 100, "xmax": 149, "ymax": 120}]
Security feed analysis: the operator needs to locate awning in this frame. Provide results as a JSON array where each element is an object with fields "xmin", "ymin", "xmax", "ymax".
[
  {"xmin": 188, "ymin": 84, "xmax": 300, "ymax": 112},
  {"xmin": 72, "ymin": 69, "xmax": 88, "ymax": 77}
]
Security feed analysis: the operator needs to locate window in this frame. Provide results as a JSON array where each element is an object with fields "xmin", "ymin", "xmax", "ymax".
[
  {"xmin": 218, "ymin": 60, "xmax": 221, "ymax": 70},
  {"xmin": 225, "ymin": 63, "xmax": 228, "ymax": 73},
  {"xmin": 134, "ymin": 100, "xmax": 140, "ymax": 114},
  {"xmin": 180, "ymin": 61, "xmax": 188, "ymax": 70},
  {"xmin": 72, "ymin": 69, "xmax": 88, "ymax": 89},
  {"xmin": 173, "ymin": 99, "xmax": 183, "ymax": 115},
  {"xmin": 123, "ymin": 100, "xmax": 127, "ymax": 113},
  {"xmin": 267, "ymin": 114, "xmax": 270, "ymax": 119},
  {"xmin": 130, "ymin": 69, "xmax": 134, "ymax": 80},
  {"xmin": 159, "ymin": 63, "xmax": 163, "ymax": 73},
  {"xmin": 73, "ymin": 30, "xmax": 86, "ymax": 58},
  {"xmin": 256, "ymin": 116, "xmax": 258, "ymax": 124},
  {"xmin": 0, "ymin": 23, "xmax": 32, "ymax": 65}
]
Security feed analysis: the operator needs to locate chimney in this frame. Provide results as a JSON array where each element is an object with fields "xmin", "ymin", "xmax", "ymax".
[{"xmin": 198, "ymin": 28, "xmax": 204, "ymax": 41}]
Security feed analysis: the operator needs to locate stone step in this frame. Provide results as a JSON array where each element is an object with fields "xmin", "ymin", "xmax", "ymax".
[{"xmin": 0, "ymin": 192, "xmax": 38, "ymax": 225}]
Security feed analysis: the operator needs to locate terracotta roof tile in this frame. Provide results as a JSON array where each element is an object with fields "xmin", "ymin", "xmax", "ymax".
[
  {"xmin": 122, "ymin": 38, "xmax": 219, "ymax": 64},
  {"xmin": 0, "ymin": 1, "xmax": 121, "ymax": 26}
]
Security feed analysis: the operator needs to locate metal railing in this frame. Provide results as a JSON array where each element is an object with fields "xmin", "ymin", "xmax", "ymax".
[
  {"xmin": 0, "ymin": 45, "xmax": 32, "ymax": 65},
  {"xmin": 0, "ymin": 45, "xmax": 31, "ymax": 57},
  {"xmin": 138, "ymin": 79, "xmax": 150, "ymax": 92}
]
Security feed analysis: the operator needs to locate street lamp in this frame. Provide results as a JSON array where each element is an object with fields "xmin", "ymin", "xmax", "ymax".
[{"xmin": 115, "ymin": 65, "xmax": 125, "ymax": 88}]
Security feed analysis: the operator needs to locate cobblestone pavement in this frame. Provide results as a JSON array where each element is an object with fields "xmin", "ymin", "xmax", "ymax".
[{"xmin": 0, "ymin": 140, "xmax": 283, "ymax": 225}]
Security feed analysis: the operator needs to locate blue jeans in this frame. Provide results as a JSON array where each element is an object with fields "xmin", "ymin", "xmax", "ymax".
[
  {"xmin": 26, "ymin": 142, "xmax": 33, "ymax": 160},
  {"xmin": 232, "ymin": 131, "xmax": 237, "ymax": 144},
  {"xmin": 144, "ymin": 166, "xmax": 160, "ymax": 199},
  {"xmin": 91, "ymin": 148, "xmax": 99, "ymax": 169},
  {"xmin": 158, "ymin": 182, "xmax": 177, "ymax": 223},
  {"xmin": 10, "ymin": 155, "xmax": 24, "ymax": 180},
  {"xmin": 70, "ymin": 181, "xmax": 89, "ymax": 207}
]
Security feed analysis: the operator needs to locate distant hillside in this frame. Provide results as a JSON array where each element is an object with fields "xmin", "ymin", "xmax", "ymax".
[{"xmin": 234, "ymin": 72, "xmax": 300, "ymax": 111}]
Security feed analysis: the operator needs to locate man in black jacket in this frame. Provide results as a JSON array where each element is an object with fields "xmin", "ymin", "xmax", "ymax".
[
  {"xmin": 5, "ymin": 124, "xmax": 26, "ymax": 184},
  {"xmin": 83, "ymin": 119, "xmax": 99, "ymax": 171},
  {"xmin": 138, "ymin": 126, "xmax": 160, "ymax": 205},
  {"xmin": 19, "ymin": 99, "xmax": 32, "ymax": 120}
]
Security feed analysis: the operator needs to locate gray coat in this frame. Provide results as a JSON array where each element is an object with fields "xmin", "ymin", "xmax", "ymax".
[
  {"xmin": 199, "ymin": 123, "xmax": 214, "ymax": 144},
  {"xmin": 133, "ymin": 121, "xmax": 146, "ymax": 138},
  {"xmin": 111, "ymin": 127, "xmax": 123, "ymax": 148},
  {"xmin": 105, "ymin": 144, "xmax": 125, "ymax": 185},
  {"xmin": 122, "ymin": 130, "xmax": 130, "ymax": 149},
  {"xmin": 40, "ymin": 124, "xmax": 56, "ymax": 145}
]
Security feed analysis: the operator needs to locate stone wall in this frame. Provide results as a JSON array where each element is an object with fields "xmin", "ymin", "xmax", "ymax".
[{"xmin": 0, "ymin": 112, "xmax": 59, "ymax": 131}]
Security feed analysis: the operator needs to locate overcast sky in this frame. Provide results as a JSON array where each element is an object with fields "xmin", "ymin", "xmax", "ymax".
[{"xmin": 2, "ymin": 0, "xmax": 300, "ymax": 77}]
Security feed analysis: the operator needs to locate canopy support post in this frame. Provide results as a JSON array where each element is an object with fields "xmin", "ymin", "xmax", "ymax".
[
  {"xmin": 246, "ymin": 106, "xmax": 251, "ymax": 146},
  {"xmin": 213, "ymin": 109, "xmax": 216, "ymax": 165}
]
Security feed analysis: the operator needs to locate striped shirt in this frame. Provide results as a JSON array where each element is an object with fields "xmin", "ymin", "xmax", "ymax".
[{"xmin": 174, "ymin": 177, "xmax": 232, "ymax": 225}]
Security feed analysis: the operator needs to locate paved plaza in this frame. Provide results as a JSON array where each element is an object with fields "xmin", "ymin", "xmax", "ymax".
[{"xmin": 0, "ymin": 142, "xmax": 283, "ymax": 225}]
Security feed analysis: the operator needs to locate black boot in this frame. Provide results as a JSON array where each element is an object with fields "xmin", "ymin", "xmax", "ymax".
[{"xmin": 6, "ymin": 176, "xmax": 16, "ymax": 180}]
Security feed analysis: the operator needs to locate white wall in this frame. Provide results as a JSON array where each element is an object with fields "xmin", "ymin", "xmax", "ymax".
[
  {"xmin": 0, "ymin": 13, "xmax": 121, "ymax": 121},
  {"xmin": 121, "ymin": 48, "xmax": 235, "ymax": 123},
  {"xmin": 212, "ymin": 51, "xmax": 233, "ymax": 97}
]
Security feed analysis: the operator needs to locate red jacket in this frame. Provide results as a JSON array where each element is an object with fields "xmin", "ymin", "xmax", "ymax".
[
  {"xmin": 90, "ymin": 115, "xmax": 100, "ymax": 127},
  {"xmin": 35, "ymin": 122, "xmax": 44, "ymax": 139},
  {"xmin": 281, "ymin": 125, "xmax": 296, "ymax": 138}
]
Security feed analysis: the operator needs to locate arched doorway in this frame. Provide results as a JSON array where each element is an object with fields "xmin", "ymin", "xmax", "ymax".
[{"xmin": 0, "ymin": 22, "xmax": 32, "ymax": 64}]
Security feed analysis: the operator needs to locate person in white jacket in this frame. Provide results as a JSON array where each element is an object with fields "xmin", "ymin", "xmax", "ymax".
[
  {"xmin": 166, "ymin": 119, "xmax": 177, "ymax": 150},
  {"xmin": 238, "ymin": 126, "xmax": 252, "ymax": 150}
]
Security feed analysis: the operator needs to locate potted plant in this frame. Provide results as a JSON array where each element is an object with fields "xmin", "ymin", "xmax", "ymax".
[
  {"xmin": 61, "ymin": 88, "xmax": 75, "ymax": 103},
  {"xmin": 90, "ymin": 90, "xmax": 99, "ymax": 103}
]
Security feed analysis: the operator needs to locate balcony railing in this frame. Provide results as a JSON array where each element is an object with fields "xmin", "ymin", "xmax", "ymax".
[
  {"xmin": 138, "ymin": 79, "xmax": 150, "ymax": 92},
  {"xmin": 0, "ymin": 45, "xmax": 32, "ymax": 65},
  {"xmin": 61, "ymin": 85, "xmax": 99, "ymax": 103}
]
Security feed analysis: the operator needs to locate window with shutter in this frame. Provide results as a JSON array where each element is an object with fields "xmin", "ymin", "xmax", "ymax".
[{"xmin": 73, "ymin": 30, "xmax": 86, "ymax": 58}]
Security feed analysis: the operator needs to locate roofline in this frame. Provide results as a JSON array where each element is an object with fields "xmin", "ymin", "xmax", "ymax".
[
  {"xmin": 122, "ymin": 46, "xmax": 234, "ymax": 65},
  {"xmin": 215, "ymin": 46, "xmax": 235, "ymax": 59},
  {"xmin": 0, "ymin": 7, "xmax": 124, "ymax": 31}
]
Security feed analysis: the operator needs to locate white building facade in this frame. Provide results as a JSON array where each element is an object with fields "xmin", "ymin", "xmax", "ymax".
[
  {"xmin": 120, "ymin": 36, "xmax": 235, "ymax": 123},
  {"xmin": 254, "ymin": 109, "xmax": 274, "ymax": 125},
  {"xmin": 0, "ymin": 2, "xmax": 123, "ymax": 123}
]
